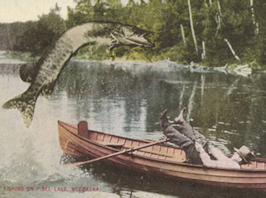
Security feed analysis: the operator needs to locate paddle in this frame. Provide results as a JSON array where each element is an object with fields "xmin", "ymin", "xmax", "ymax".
[{"xmin": 72, "ymin": 138, "xmax": 169, "ymax": 166}]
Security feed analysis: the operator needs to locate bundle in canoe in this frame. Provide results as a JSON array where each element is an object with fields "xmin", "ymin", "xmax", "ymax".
[{"xmin": 58, "ymin": 120, "xmax": 266, "ymax": 191}]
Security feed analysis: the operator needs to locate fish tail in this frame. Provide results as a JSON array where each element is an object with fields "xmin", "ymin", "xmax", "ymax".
[{"xmin": 2, "ymin": 93, "xmax": 36, "ymax": 128}]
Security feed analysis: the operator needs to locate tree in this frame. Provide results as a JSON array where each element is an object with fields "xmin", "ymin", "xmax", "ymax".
[
  {"xmin": 13, "ymin": 4, "xmax": 66, "ymax": 56},
  {"xmin": 66, "ymin": 0, "xmax": 94, "ymax": 28},
  {"xmin": 6, "ymin": 0, "xmax": 266, "ymax": 67}
]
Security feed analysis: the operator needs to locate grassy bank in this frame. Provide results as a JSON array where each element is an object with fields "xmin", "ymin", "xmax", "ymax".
[
  {"xmin": 5, "ymin": 48, "xmax": 264, "ymax": 72},
  {"xmin": 5, "ymin": 51, "xmax": 39, "ymax": 63}
]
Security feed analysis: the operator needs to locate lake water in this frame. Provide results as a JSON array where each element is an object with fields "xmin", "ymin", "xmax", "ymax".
[{"xmin": 1, "ymin": 55, "xmax": 266, "ymax": 197}]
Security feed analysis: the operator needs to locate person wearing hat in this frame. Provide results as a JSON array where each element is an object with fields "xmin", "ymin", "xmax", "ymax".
[
  {"xmin": 160, "ymin": 108, "xmax": 255, "ymax": 168},
  {"xmin": 195, "ymin": 143, "xmax": 255, "ymax": 169}
]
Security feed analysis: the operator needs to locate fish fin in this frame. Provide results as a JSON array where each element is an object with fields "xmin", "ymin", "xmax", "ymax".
[
  {"xmin": 41, "ymin": 81, "xmax": 56, "ymax": 99},
  {"xmin": 19, "ymin": 62, "xmax": 39, "ymax": 83},
  {"xmin": 2, "ymin": 94, "xmax": 36, "ymax": 128}
]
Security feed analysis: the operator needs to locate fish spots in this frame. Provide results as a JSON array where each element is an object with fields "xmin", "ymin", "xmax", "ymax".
[
  {"xmin": 52, "ymin": 64, "xmax": 57, "ymax": 70},
  {"xmin": 3, "ymin": 22, "xmax": 153, "ymax": 127},
  {"xmin": 37, "ymin": 75, "xmax": 45, "ymax": 82}
]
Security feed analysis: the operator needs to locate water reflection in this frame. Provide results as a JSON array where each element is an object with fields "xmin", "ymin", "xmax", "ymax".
[
  {"xmin": 61, "ymin": 155, "xmax": 266, "ymax": 198},
  {"xmin": 54, "ymin": 60, "xmax": 266, "ymax": 158},
  {"xmin": 2, "ymin": 59, "xmax": 266, "ymax": 197}
]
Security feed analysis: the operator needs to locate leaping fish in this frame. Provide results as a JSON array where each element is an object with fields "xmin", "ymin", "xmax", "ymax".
[{"xmin": 2, "ymin": 22, "xmax": 154, "ymax": 127}]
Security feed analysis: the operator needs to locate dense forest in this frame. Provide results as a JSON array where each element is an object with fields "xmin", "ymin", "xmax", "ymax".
[{"xmin": 0, "ymin": 0, "xmax": 265, "ymax": 68}]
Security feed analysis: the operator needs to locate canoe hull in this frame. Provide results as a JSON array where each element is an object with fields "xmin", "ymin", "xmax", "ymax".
[{"xmin": 58, "ymin": 121, "xmax": 266, "ymax": 191}]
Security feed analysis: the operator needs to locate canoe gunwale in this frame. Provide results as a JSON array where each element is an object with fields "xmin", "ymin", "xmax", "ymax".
[{"xmin": 58, "ymin": 120, "xmax": 266, "ymax": 173}]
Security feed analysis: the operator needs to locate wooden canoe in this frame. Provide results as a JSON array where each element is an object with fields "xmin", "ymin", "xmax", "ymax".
[{"xmin": 58, "ymin": 120, "xmax": 266, "ymax": 191}]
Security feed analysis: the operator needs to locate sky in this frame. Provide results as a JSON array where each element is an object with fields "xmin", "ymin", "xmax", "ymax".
[{"xmin": 0, "ymin": 0, "xmax": 129, "ymax": 23}]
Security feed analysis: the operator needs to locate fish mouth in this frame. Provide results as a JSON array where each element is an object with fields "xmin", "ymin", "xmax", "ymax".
[
  {"xmin": 110, "ymin": 32, "xmax": 154, "ymax": 49},
  {"xmin": 126, "ymin": 37, "xmax": 154, "ymax": 48}
]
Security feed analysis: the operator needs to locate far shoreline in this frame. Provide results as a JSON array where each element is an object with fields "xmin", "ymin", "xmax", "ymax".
[{"xmin": 1, "ymin": 50, "xmax": 264, "ymax": 78}]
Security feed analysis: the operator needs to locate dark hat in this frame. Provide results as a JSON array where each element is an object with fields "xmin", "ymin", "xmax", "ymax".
[{"xmin": 234, "ymin": 146, "xmax": 255, "ymax": 164}]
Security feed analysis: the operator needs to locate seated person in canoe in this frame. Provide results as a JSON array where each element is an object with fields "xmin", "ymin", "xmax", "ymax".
[{"xmin": 160, "ymin": 108, "xmax": 255, "ymax": 169}]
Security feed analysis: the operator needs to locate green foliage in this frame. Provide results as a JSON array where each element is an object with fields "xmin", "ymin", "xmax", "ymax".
[
  {"xmin": 1, "ymin": 0, "xmax": 266, "ymax": 68},
  {"xmin": 0, "ymin": 22, "xmax": 33, "ymax": 50},
  {"xmin": 5, "ymin": 51, "xmax": 39, "ymax": 62},
  {"xmin": 8, "ymin": 4, "xmax": 66, "ymax": 56},
  {"xmin": 75, "ymin": 45, "xmax": 112, "ymax": 60}
]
